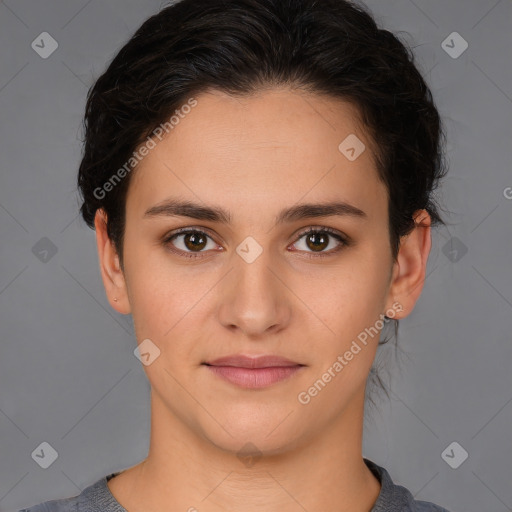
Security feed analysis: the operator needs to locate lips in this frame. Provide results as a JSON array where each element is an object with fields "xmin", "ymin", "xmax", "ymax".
[
  {"xmin": 202, "ymin": 354, "xmax": 305, "ymax": 389},
  {"xmin": 203, "ymin": 354, "xmax": 303, "ymax": 368}
]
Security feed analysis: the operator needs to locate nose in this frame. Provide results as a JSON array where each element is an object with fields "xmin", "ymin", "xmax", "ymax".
[{"xmin": 217, "ymin": 246, "xmax": 292, "ymax": 338}]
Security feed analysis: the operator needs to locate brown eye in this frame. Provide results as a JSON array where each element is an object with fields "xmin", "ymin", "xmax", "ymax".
[
  {"xmin": 182, "ymin": 231, "xmax": 208, "ymax": 251},
  {"xmin": 163, "ymin": 229, "xmax": 218, "ymax": 258},
  {"xmin": 291, "ymin": 227, "xmax": 348, "ymax": 257},
  {"xmin": 304, "ymin": 231, "xmax": 330, "ymax": 252}
]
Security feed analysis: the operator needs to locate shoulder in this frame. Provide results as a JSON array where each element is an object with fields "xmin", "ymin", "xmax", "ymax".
[
  {"xmin": 364, "ymin": 458, "xmax": 452, "ymax": 512},
  {"xmin": 18, "ymin": 473, "xmax": 123, "ymax": 512}
]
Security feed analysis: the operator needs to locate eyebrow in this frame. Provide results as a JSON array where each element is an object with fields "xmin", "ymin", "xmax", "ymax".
[{"xmin": 144, "ymin": 198, "xmax": 367, "ymax": 225}]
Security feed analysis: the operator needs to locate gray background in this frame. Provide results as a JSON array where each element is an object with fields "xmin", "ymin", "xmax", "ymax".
[{"xmin": 0, "ymin": 1, "xmax": 511, "ymax": 511}]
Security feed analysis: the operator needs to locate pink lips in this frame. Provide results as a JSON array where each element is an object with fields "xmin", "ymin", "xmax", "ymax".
[{"xmin": 203, "ymin": 354, "xmax": 304, "ymax": 389}]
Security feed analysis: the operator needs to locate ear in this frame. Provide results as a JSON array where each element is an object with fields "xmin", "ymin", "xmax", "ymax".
[
  {"xmin": 384, "ymin": 209, "xmax": 432, "ymax": 319},
  {"xmin": 94, "ymin": 209, "xmax": 131, "ymax": 314}
]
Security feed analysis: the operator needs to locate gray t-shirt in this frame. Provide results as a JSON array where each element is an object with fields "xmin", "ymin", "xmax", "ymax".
[{"xmin": 19, "ymin": 458, "xmax": 451, "ymax": 512}]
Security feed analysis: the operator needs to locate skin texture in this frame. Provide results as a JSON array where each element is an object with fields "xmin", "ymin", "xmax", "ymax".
[{"xmin": 94, "ymin": 87, "xmax": 432, "ymax": 512}]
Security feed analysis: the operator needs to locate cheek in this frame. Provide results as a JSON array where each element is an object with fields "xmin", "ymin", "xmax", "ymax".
[
  {"xmin": 299, "ymin": 250, "xmax": 391, "ymax": 370},
  {"xmin": 125, "ymin": 256, "xmax": 216, "ymax": 361},
  {"xmin": 124, "ymin": 250, "xmax": 182, "ymax": 336},
  {"xmin": 300, "ymin": 265, "xmax": 386, "ymax": 397},
  {"xmin": 310, "ymin": 261, "xmax": 386, "ymax": 327}
]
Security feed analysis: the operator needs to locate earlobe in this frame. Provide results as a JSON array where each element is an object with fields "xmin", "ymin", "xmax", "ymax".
[
  {"xmin": 94, "ymin": 209, "xmax": 131, "ymax": 314},
  {"xmin": 385, "ymin": 209, "xmax": 432, "ymax": 319}
]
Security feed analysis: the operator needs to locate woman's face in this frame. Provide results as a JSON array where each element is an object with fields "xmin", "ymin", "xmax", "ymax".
[{"xmin": 97, "ymin": 87, "xmax": 424, "ymax": 455}]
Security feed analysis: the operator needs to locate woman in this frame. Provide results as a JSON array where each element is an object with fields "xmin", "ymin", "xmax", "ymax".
[{"xmin": 21, "ymin": 0, "xmax": 451, "ymax": 510}]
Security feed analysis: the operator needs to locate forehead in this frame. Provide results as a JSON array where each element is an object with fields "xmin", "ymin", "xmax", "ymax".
[{"xmin": 126, "ymin": 87, "xmax": 387, "ymax": 225}]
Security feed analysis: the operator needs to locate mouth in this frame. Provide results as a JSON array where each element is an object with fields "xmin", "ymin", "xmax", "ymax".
[
  {"xmin": 204, "ymin": 354, "xmax": 304, "ymax": 368},
  {"xmin": 202, "ymin": 354, "xmax": 305, "ymax": 389}
]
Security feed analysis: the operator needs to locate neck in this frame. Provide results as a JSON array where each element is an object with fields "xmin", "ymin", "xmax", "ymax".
[{"xmin": 108, "ymin": 388, "xmax": 381, "ymax": 512}]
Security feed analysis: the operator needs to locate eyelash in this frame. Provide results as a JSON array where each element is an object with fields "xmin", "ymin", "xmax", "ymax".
[{"xmin": 162, "ymin": 226, "xmax": 349, "ymax": 260}]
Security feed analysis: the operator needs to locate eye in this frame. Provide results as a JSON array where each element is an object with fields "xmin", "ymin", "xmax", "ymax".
[
  {"xmin": 162, "ymin": 228, "xmax": 220, "ymax": 259},
  {"xmin": 289, "ymin": 227, "xmax": 348, "ymax": 258},
  {"xmin": 162, "ymin": 226, "xmax": 349, "ymax": 259}
]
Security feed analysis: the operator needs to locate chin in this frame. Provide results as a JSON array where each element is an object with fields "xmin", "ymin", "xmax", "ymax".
[
  {"xmin": 209, "ymin": 431, "xmax": 302, "ymax": 463},
  {"xmin": 197, "ymin": 408, "xmax": 306, "ymax": 458}
]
